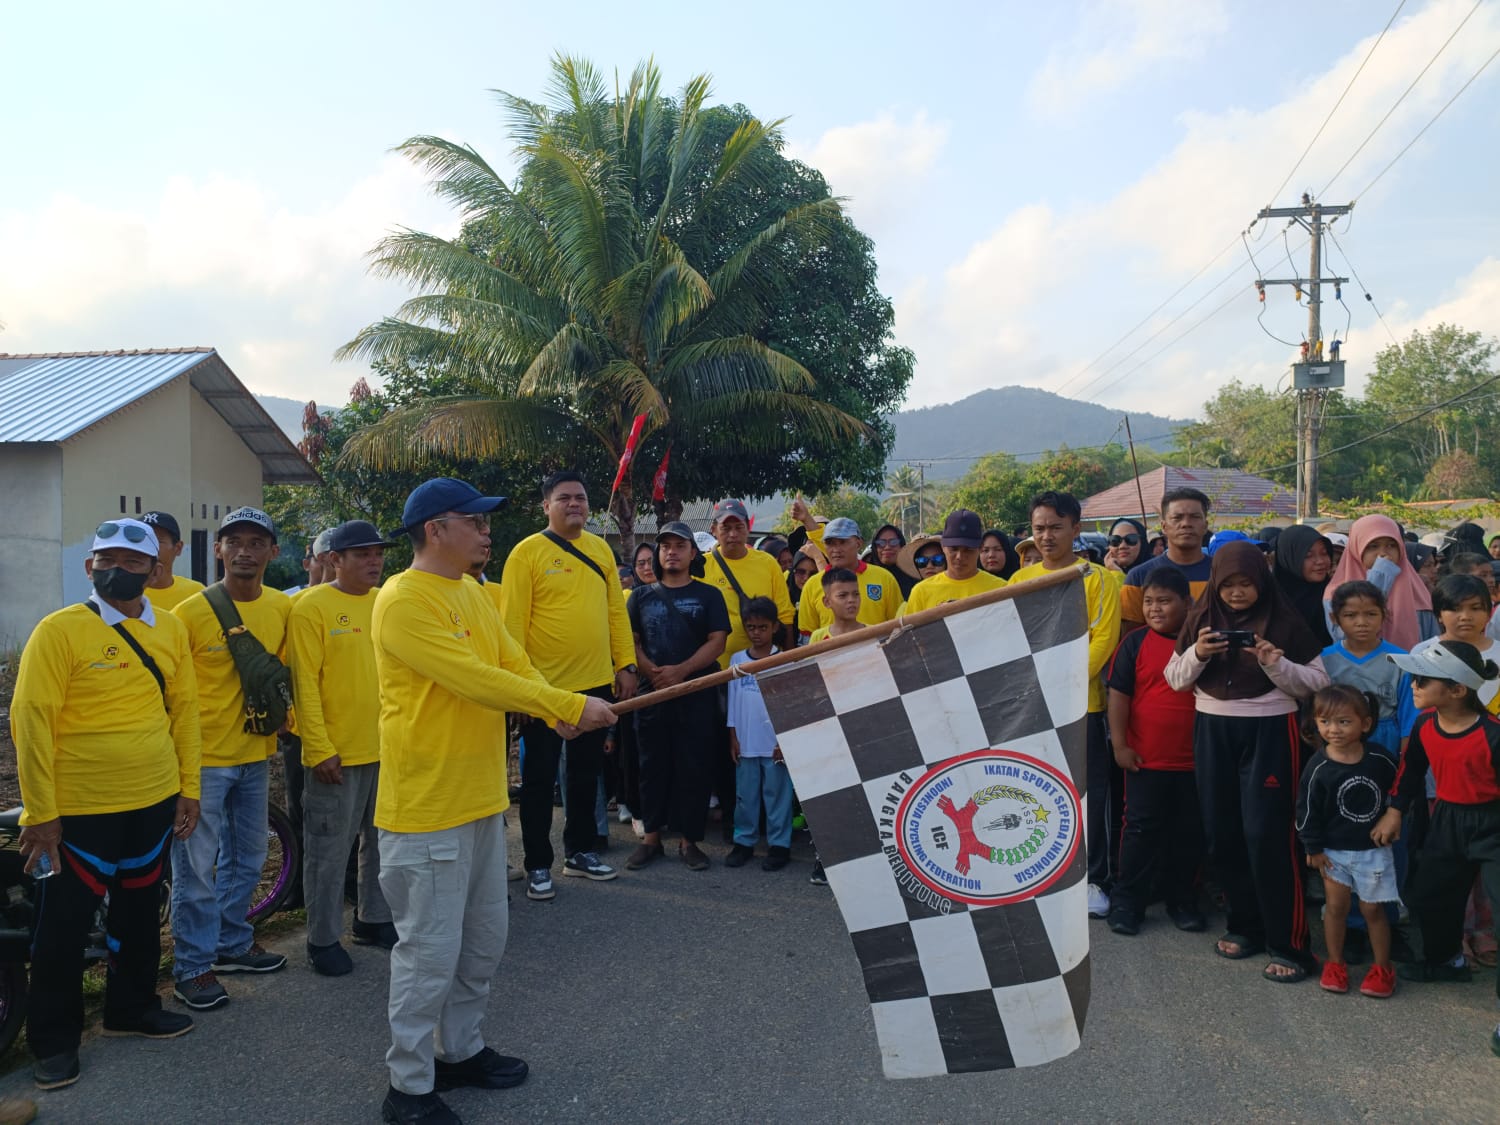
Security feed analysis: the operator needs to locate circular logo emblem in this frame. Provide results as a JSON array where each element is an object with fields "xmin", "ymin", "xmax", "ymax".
[
  {"xmin": 895, "ymin": 750, "xmax": 1080, "ymax": 907},
  {"xmin": 449, "ymin": 611, "xmax": 463, "ymax": 626},
  {"xmin": 103, "ymin": 644, "xmax": 119, "ymax": 659},
  {"xmin": 1335, "ymin": 774, "xmax": 1384, "ymax": 824},
  {"xmin": 337, "ymin": 613, "xmax": 351, "ymax": 626}
]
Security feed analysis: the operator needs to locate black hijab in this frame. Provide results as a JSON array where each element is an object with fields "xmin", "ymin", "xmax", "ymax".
[
  {"xmin": 982, "ymin": 529, "xmax": 1022, "ymax": 580},
  {"xmin": 1272, "ymin": 525, "xmax": 1333, "ymax": 647}
]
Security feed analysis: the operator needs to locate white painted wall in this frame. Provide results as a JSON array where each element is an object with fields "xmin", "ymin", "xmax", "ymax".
[{"xmin": 0, "ymin": 444, "xmax": 63, "ymax": 648}]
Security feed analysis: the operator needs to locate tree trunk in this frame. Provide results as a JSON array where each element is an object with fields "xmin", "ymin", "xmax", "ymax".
[{"xmin": 611, "ymin": 483, "xmax": 636, "ymax": 560}]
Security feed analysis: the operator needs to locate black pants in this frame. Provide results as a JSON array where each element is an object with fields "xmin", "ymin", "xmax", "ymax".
[
  {"xmin": 1085, "ymin": 711, "xmax": 1120, "ymax": 888},
  {"xmin": 636, "ymin": 692, "xmax": 719, "ymax": 843},
  {"xmin": 617, "ymin": 712, "xmax": 642, "ymax": 817},
  {"xmin": 1112, "ymin": 768, "xmax": 1203, "ymax": 916},
  {"xmin": 277, "ymin": 733, "xmax": 305, "ymax": 906},
  {"xmin": 1406, "ymin": 799, "xmax": 1500, "ymax": 997},
  {"xmin": 1194, "ymin": 711, "xmax": 1314, "ymax": 969},
  {"xmin": 520, "ymin": 685, "xmax": 611, "ymax": 870},
  {"xmin": 28, "ymin": 794, "xmax": 176, "ymax": 1059}
]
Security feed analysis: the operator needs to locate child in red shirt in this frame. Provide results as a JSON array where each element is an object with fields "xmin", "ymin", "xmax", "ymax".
[{"xmin": 1105, "ymin": 566, "xmax": 1204, "ymax": 935}]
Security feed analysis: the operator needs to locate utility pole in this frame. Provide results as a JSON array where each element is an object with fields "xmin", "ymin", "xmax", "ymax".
[
  {"xmin": 1255, "ymin": 194, "xmax": 1352, "ymax": 520},
  {"xmin": 908, "ymin": 461, "xmax": 932, "ymax": 533}
]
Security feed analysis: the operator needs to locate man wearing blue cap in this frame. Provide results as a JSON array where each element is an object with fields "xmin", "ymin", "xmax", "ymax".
[
  {"xmin": 791, "ymin": 511, "xmax": 904, "ymax": 640},
  {"xmin": 288, "ymin": 519, "xmax": 399, "ymax": 977},
  {"xmin": 372, "ymin": 477, "xmax": 615, "ymax": 1125},
  {"xmin": 12, "ymin": 518, "xmax": 201, "ymax": 1090},
  {"xmin": 501, "ymin": 470, "xmax": 638, "ymax": 901}
]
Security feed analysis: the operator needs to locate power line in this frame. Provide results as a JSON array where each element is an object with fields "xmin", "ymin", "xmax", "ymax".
[
  {"xmin": 1318, "ymin": 0, "xmax": 1485, "ymax": 197},
  {"xmin": 1250, "ymin": 369, "xmax": 1500, "ymax": 475},
  {"xmin": 885, "ymin": 430, "xmax": 1178, "ymax": 464},
  {"xmin": 1325, "ymin": 226, "xmax": 1399, "ymax": 343},
  {"xmin": 1263, "ymin": 0, "xmax": 1409, "ymax": 207}
]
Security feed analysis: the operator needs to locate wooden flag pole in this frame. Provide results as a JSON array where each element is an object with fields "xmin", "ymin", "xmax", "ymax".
[{"xmin": 609, "ymin": 563, "xmax": 1087, "ymax": 716}]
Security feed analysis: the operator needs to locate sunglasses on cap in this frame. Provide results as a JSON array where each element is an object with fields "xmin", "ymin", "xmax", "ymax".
[
  {"xmin": 914, "ymin": 553, "xmax": 946, "ymax": 567},
  {"xmin": 1108, "ymin": 534, "xmax": 1142, "ymax": 547},
  {"xmin": 871, "ymin": 537, "xmax": 901, "ymax": 549},
  {"xmin": 96, "ymin": 522, "xmax": 152, "ymax": 544}
]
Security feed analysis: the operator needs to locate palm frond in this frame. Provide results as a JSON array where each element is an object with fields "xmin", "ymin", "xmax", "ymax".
[
  {"xmin": 366, "ymin": 230, "xmax": 561, "ymax": 323},
  {"xmin": 661, "ymin": 335, "xmax": 816, "ymax": 399},
  {"xmin": 338, "ymin": 396, "xmax": 583, "ymax": 469},
  {"xmin": 393, "ymin": 136, "xmax": 519, "ymax": 218},
  {"xmin": 517, "ymin": 322, "xmax": 605, "ymax": 397},
  {"xmin": 593, "ymin": 359, "xmax": 669, "ymax": 425},
  {"xmin": 670, "ymin": 389, "xmax": 872, "ymax": 450},
  {"xmin": 545, "ymin": 53, "xmax": 614, "ymax": 155},
  {"xmin": 639, "ymin": 244, "xmax": 714, "ymax": 364},
  {"xmin": 706, "ymin": 198, "xmax": 841, "ymax": 303},
  {"xmin": 336, "ymin": 317, "xmax": 530, "ymax": 385}
]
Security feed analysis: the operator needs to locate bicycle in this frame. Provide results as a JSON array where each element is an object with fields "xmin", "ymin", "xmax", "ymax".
[{"xmin": 0, "ymin": 801, "xmax": 300, "ymax": 1056}]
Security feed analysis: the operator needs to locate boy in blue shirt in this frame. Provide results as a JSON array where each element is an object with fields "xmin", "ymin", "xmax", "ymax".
[{"xmin": 725, "ymin": 597, "xmax": 794, "ymax": 872}]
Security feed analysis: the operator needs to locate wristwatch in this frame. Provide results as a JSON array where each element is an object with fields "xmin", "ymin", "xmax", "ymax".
[{"xmin": 619, "ymin": 664, "xmax": 638, "ymax": 675}]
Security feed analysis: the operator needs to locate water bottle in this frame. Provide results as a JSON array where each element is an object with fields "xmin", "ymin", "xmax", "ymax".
[{"xmin": 31, "ymin": 851, "xmax": 55, "ymax": 880}]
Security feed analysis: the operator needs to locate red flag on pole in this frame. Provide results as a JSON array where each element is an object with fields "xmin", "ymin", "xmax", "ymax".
[
  {"xmin": 651, "ymin": 446, "xmax": 672, "ymax": 502},
  {"xmin": 611, "ymin": 414, "xmax": 648, "ymax": 493}
]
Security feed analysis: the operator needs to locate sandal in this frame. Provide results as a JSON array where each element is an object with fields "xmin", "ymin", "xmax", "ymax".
[
  {"xmin": 1262, "ymin": 956, "xmax": 1310, "ymax": 984},
  {"xmin": 1214, "ymin": 933, "xmax": 1264, "ymax": 960}
]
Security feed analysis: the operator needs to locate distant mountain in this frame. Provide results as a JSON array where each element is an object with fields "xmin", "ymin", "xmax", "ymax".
[
  {"xmin": 889, "ymin": 386, "xmax": 1192, "ymax": 481},
  {"xmin": 256, "ymin": 394, "xmax": 308, "ymax": 443}
]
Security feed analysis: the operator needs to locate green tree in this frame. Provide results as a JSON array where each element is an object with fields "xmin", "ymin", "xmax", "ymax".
[
  {"xmin": 774, "ymin": 487, "xmax": 883, "ymax": 538},
  {"xmin": 337, "ymin": 56, "xmax": 911, "ymax": 552},
  {"xmin": 881, "ymin": 464, "xmax": 942, "ymax": 536},
  {"xmin": 1419, "ymin": 450, "xmax": 1492, "ymax": 500},
  {"xmin": 1365, "ymin": 324, "xmax": 1499, "ymax": 466}
]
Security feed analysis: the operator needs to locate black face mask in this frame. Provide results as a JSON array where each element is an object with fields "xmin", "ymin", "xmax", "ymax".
[{"xmin": 92, "ymin": 566, "xmax": 150, "ymax": 602}]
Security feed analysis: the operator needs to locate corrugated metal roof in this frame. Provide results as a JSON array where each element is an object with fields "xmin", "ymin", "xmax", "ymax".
[
  {"xmin": 1082, "ymin": 466, "xmax": 1296, "ymax": 522},
  {"xmin": 0, "ymin": 348, "xmax": 318, "ymax": 484}
]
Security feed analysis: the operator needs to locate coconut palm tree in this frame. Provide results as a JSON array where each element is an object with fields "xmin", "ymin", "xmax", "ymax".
[{"xmin": 337, "ymin": 55, "xmax": 871, "ymax": 549}]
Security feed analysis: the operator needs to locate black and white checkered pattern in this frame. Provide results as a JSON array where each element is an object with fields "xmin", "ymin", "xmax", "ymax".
[{"xmin": 759, "ymin": 578, "xmax": 1091, "ymax": 1078}]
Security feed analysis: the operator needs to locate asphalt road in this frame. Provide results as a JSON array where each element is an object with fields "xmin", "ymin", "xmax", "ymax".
[{"xmin": 5, "ymin": 821, "xmax": 1497, "ymax": 1124}]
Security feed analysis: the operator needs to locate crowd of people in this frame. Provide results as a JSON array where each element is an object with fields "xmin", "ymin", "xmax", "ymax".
[{"xmin": 8, "ymin": 471, "xmax": 1500, "ymax": 1123}]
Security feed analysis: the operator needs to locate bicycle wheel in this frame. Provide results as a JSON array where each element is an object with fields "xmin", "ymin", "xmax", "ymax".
[
  {"xmin": 0, "ymin": 961, "xmax": 27, "ymax": 1057},
  {"xmin": 247, "ymin": 803, "xmax": 300, "ymax": 924}
]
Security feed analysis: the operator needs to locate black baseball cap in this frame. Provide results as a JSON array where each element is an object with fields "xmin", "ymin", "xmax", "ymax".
[
  {"xmin": 401, "ymin": 477, "xmax": 507, "ymax": 531},
  {"xmin": 141, "ymin": 511, "xmax": 181, "ymax": 542},
  {"xmin": 326, "ymin": 520, "xmax": 398, "ymax": 552},
  {"xmin": 940, "ymin": 509, "xmax": 983, "ymax": 549},
  {"xmin": 656, "ymin": 521, "xmax": 695, "ymax": 543},
  {"xmin": 217, "ymin": 506, "xmax": 276, "ymax": 541}
]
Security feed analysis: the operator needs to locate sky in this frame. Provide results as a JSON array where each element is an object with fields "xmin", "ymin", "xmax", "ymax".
[{"xmin": 3, "ymin": 0, "xmax": 1498, "ymax": 428}]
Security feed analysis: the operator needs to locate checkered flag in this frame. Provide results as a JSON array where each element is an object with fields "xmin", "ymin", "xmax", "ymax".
[{"xmin": 759, "ymin": 575, "xmax": 1091, "ymax": 1078}]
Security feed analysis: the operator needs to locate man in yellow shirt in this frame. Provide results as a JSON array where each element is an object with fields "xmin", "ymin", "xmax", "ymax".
[
  {"xmin": 141, "ymin": 511, "xmax": 205, "ymax": 612},
  {"xmin": 373, "ymin": 476, "xmax": 613, "ymax": 1123},
  {"xmin": 904, "ymin": 510, "xmax": 1007, "ymax": 614},
  {"xmin": 502, "ymin": 470, "xmax": 637, "ymax": 901},
  {"xmin": 12, "ymin": 518, "xmax": 201, "ymax": 1090},
  {"xmin": 288, "ymin": 520, "xmax": 398, "ymax": 978},
  {"xmin": 170, "ymin": 506, "xmax": 293, "ymax": 1011},
  {"xmin": 702, "ymin": 499, "xmax": 795, "ymax": 661},
  {"xmin": 1009, "ymin": 490, "xmax": 1122, "ymax": 920},
  {"xmin": 795, "ymin": 516, "xmax": 904, "ymax": 639}
]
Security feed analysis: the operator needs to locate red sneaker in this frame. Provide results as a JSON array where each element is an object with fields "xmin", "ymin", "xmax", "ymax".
[
  {"xmin": 1360, "ymin": 963, "xmax": 1396, "ymax": 998},
  {"xmin": 1320, "ymin": 960, "xmax": 1349, "ymax": 993}
]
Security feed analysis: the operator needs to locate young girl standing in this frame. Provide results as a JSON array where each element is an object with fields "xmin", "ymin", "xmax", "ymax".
[
  {"xmin": 1296, "ymin": 686, "xmax": 1401, "ymax": 997},
  {"xmin": 1167, "ymin": 541, "xmax": 1330, "ymax": 983},
  {"xmin": 1381, "ymin": 641, "xmax": 1500, "ymax": 1055}
]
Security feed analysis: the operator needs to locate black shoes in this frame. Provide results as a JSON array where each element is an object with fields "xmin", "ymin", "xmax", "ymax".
[
  {"xmin": 761, "ymin": 846, "xmax": 791, "ymax": 872},
  {"xmin": 381, "ymin": 1087, "xmax": 459, "ymax": 1124},
  {"xmin": 1166, "ymin": 905, "xmax": 1207, "ymax": 933},
  {"xmin": 352, "ymin": 919, "xmax": 400, "ymax": 949},
  {"xmin": 434, "ymin": 1047, "xmax": 529, "ymax": 1091},
  {"xmin": 1397, "ymin": 960, "xmax": 1472, "ymax": 983},
  {"xmin": 33, "ymin": 1050, "xmax": 79, "ymax": 1090},
  {"xmin": 308, "ymin": 942, "xmax": 354, "ymax": 976},
  {"xmin": 1106, "ymin": 908, "xmax": 1140, "ymax": 936},
  {"xmin": 102, "ymin": 1007, "xmax": 194, "ymax": 1039},
  {"xmin": 724, "ymin": 844, "xmax": 754, "ymax": 868}
]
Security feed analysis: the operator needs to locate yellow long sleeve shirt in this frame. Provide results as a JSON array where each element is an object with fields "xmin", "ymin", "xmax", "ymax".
[
  {"xmin": 174, "ymin": 586, "xmax": 292, "ymax": 767},
  {"xmin": 373, "ymin": 567, "xmax": 587, "ymax": 834},
  {"xmin": 904, "ymin": 570, "xmax": 1007, "ymax": 615},
  {"xmin": 1009, "ymin": 560, "xmax": 1120, "ymax": 712},
  {"xmin": 500, "ymin": 530, "xmax": 634, "ymax": 691},
  {"xmin": 147, "ymin": 575, "xmax": 206, "ymax": 613},
  {"xmin": 11, "ymin": 603, "xmax": 201, "ymax": 823},
  {"xmin": 798, "ymin": 562, "xmax": 904, "ymax": 637},
  {"xmin": 701, "ymin": 547, "xmax": 796, "ymax": 667},
  {"xmin": 286, "ymin": 584, "xmax": 380, "ymax": 769}
]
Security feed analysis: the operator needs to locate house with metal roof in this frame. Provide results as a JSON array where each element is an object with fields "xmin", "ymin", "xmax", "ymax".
[
  {"xmin": 1080, "ymin": 466, "xmax": 1297, "ymax": 528},
  {"xmin": 0, "ymin": 348, "xmax": 316, "ymax": 645}
]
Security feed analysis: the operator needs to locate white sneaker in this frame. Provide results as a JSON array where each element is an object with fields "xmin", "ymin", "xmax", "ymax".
[
  {"xmin": 617, "ymin": 804, "xmax": 632, "ymax": 823},
  {"xmin": 527, "ymin": 868, "xmax": 556, "ymax": 901},
  {"xmin": 631, "ymin": 818, "xmax": 645, "ymax": 840},
  {"xmin": 1086, "ymin": 883, "xmax": 1110, "ymax": 919}
]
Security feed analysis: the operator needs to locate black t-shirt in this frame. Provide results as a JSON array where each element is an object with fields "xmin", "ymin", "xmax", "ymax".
[
  {"xmin": 627, "ymin": 580, "xmax": 731, "ymax": 676},
  {"xmin": 1295, "ymin": 747, "xmax": 1398, "ymax": 854}
]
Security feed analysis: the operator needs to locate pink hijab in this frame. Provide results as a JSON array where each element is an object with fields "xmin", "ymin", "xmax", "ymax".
[{"xmin": 1324, "ymin": 514, "xmax": 1432, "ymax": 650}]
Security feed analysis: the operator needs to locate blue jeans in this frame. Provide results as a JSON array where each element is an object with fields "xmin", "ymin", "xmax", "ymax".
[
  {"xmin": 171, "ymin": 761, "xmax": 269, "ymax": 979},
  {"xmin": 733, "ymin": 757, "xmax": 793, "ymax": 849}
]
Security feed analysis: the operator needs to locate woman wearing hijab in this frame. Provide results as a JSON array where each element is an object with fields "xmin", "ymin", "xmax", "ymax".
[
  {"xmin": 1324, "ymin": 514, "xmax": 1436, "ymax": 648},
  {"xmin": 980, "ymin": 529, "xmax": 1021, "ymax": 580},
  {"xmin": 1272, "ymin": 525, "xmax": 1334, "ymax": 648},
  {"xmin": 1104, "ymin": 518, "xmax": 1147, "ymax": 578},
  {"xmin": 1407, "ymin": 542, "xmax": 1439, "ymax": 591},
  {"xmin": 868, "ymin": 524, "xmax": 917, "ymax": 596},
  {"xmin": 1165, "ymin": 541, "xmax": 1329, "ymax": 982}
]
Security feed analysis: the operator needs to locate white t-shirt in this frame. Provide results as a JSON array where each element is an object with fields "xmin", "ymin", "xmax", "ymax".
[{"xmin": 726, "ymin": 647, "xmax": 779, "ymax": 758}]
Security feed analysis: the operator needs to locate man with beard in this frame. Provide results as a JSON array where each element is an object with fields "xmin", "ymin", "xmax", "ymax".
[{"xmin": 626, "ymin": 523, "xmax": 730, "ymax": 871}]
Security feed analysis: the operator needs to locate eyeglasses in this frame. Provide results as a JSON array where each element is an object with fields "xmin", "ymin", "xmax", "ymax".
[
  {"xmin": 96, "ymin": 521, "xmax": 152, "ymax": 544},
  {"xmin": 1108, "ymin": 534, "xmax": 1141, "ymax": 547},
  {"xmin": 794, "ymin": 567, "xmax": 818, "ymax": 578},
  {"xmin": 431, "ymin": 514, "xmax": 490, "ymax": 532},
  {"xmin": 872, "ymin": 538, "xmax": 901, "ymax": 548},
  {"xmin": 914, "ymin": 553, "xmax": 946, "ymax": 567}
]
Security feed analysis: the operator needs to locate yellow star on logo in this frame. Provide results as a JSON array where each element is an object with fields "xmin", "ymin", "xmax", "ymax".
[{"xmin": 1031, "ymin": 805, "xmax": 1051, "ymax": 823}]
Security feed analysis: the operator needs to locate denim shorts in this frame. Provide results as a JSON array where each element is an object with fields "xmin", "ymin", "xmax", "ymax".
[{"xmin": 1322, "ymin": 846, "xmax": 1401, "ymax": 904}]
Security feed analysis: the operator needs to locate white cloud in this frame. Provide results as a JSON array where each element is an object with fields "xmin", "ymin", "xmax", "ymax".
[
  {"xmin": 1028, "ymin": 0, "xmax": 1229, "ymax": 117},
  {"xmin": 899, "ymin": 0, "xmax": 1500, "ymax": 413},
  {"xmin": 0, "ymin": 155, "xmax": 456, "ymax": 403},
  {"xmin": 786, "ymin": 111, "xmax": 949, "ymax": 233}
]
